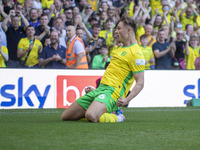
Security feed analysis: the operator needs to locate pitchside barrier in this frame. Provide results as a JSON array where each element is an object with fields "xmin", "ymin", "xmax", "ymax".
[{"xmin": 0, "ymin": 69, "xmax": 199, "ymax": 109}]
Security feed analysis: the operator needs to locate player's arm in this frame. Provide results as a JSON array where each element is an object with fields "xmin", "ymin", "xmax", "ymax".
[
  {"xmin": 39, "ymin": 55, "xmax": 55, "ymax": 66},
  {"xmin": 73, "ymin": 53, "xmax": 82, "ymax": 68},
  {"xmin": 153, "ymin": 43, "xmax": 173, "ymax": 58},
  {"xmin": 179, "ymin": 7, "xmax": 186, "ymax": 19},
  {"xmin": 116, "ymin": 71, "xmax": 144, "ymax": 107},
  {"xmin": 0, "ymin": 46, "xmax": 9, "ymax": 62},
  {"xmin": 73, "ymin": 41, "xmax": 84, "ymax": 68},
  {"xmin": 20, "ymin": 11, "xmax": 29, "ymax": 30},
  {"xmin": 185, "ymin": 38, "xmax": 190, "ymax": 55},
  {"xmin": 17, "ymin": 42, "xmax": 33, "ymax": 58},
  {"xmin": 150, "ymin": 8, "xmax": 159, "ymax": 25},
  {"xmin": 1, "ymin": 12, "xmax": 11, "ymax": 32},
  {"xmin": 35, "ymin": 26, "xmax": 50, "ymax": 40}
]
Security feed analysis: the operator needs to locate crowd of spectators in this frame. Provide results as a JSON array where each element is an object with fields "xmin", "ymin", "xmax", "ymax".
[{"xmin": 0, "ymin": 0, "xmax": 200, "ymax": 69}]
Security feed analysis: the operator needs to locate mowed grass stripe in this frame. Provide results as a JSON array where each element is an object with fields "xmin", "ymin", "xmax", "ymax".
[
  {"xmin": 0, "ymin": 107, "xmax": 199, "ymax": 114},
  {"xmin": 0, "ymin": 107, "xmax": 199, "ymax": 150}
]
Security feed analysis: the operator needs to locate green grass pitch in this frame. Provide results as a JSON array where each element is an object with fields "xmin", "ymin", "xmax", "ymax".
[{"xmin": 0, "ymin": 107, "xmax": 200, "ymax": 150}]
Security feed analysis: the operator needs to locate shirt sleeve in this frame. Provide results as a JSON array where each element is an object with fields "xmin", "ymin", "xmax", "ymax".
[
  {"xmin": 2, "ymin": 46, "xmax": 8, "ymax": 54},
  {"xmin": 74, "ymin": 40, "xmax": 84, "ymax": 55},
  {"xmin": 129, "ymin": 48, "xmax": 145, "ymax": 73},
  {"xmin": 17, "ymin": 39, "xmax": 24, "ymax": 50},
  {"xmin": 39, "ymin": 47, "xmax": 47, "ymax": 60},
  {"xmin": 152, "ymin": 42, "xmax": 158, "ymax": 51}
]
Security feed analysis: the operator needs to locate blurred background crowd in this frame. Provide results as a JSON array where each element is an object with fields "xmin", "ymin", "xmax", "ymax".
[{"xmin": 0, "ymin": 0, "xmax": 199, "ymax": 69}]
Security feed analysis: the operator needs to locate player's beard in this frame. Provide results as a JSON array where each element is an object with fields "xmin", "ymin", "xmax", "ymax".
[{"xmin": 51, "ymin": 38, "xmax": 59, "ymax": 45}]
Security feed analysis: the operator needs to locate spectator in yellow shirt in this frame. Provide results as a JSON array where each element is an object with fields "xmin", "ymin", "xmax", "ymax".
[
  {"xmin": 140, "ymin": 34, "xmax": 155, "ymax": 70},
  {"xmin": 0, "ymin": 35, "xmax": 8, "ymax": 67},
  {"xmin": 137, "ymin": 24, "xmax": 156, "ymax": 48},
  {"xmin": 180, "ymin": 5, "xmax": 199, "ymax": 30},
  {"xmin": 184, "ymin": 34, "xmax": 200, "ymax": 69},
  {"xmin": 17, "ymin": 25, "xmax": 43, "ymax": 68}
]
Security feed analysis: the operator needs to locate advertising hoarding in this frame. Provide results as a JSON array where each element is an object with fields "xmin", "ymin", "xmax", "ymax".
[{"xmin": 0, "ymin": 69, "xmax": 199, "ymax": 109}]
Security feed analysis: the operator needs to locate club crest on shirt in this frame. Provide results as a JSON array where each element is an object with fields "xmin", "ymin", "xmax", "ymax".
[
  {"xmin": 121, "ymin": 51, "xmax": 127, "ymax": 56},
  {"xmin": 135, "ymin": 59, "xmax": 145, "ymax": 65},
  {"xmin": 98, "ymin": 94, "xmax": 106, "ymax": 99}
]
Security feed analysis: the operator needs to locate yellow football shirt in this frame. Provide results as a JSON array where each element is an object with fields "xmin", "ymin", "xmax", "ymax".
[
  {"xmin": 18, "ymin": 38, "xmax": 43, "ymax": 67},
  {"xmin": 150, "ymin": 0, "xmax": 162, "ymax": 17},
  {"xmin": 136, "ymin": 26, "xmax": 145, "ymax": 40},
  {"xmin": 181, "ymin": 14, "xmax": 195, "ymax": 30},
  {"xmin": 101, "ymin": 43, "xmax": 145, "ymax": 99},
  {"xmin": 140, "ymin": 46, "xmax": 154, "ymax": 70},
  {"xmin": 87, "ymin": 0, "xmax": 98, "ymax": 12},
  {"xmin": 42, "ymin": 0, "xmax": 54, "ymax": 8},
  {"xmin": 99, "ymin": 30, "xmax": 114, "ymax": 48},
  {"xmin": 17, "ymin": 0, "xmax": 25, "ymax": 5},
  {"xmin": 137, "ymin": 35, "xmax": 156, "ymax": 48},
  {"xmin": 109, "ymin": 45, "xmax": 118, "ymax": 57},
  {"xmin": 185, "ymin": 46, "xmax": 200, "ymax": 69},
  {"xmin": 0, "ymin": 46, "xmax": 8, "ymax": 68},
  {"xmin": 196, "ymin": 15, "xmax": 200, "ymax": 27},
  {"xmin": 128, "ymin": 2, "xmax": 134, "ymax": 18},
  {"xmin": 162, "ymin": 13, "xmax": 172, "ymax": 25}
]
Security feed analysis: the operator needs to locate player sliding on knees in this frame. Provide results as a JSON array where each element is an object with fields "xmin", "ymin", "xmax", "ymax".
[
  {"xmin": 84, "ymin": 86, "xmax": 125, "ymax": 122},
  {"xmin": 61, "ymin": 16, "xmax": 145, "ymax": 123}
]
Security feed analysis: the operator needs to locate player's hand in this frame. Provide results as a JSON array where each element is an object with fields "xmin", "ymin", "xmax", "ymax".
[
  {"xmin": 9, "ymin": 9, "xmax": 16, "ymax": 17},
  {"xmin": 116, "ymin": 97, "xmax": 127, "ymax": 107},
  {"xmin": 155, "ymin": 8, "xmax": 159, "ymax": 14},
  {"xmin": 53, "ymin": 54, "xmax": 62, "ymax": 61},
  {"xmin": 38, "ymin": 45, "xmax": 42, "ymax": 54},
  {"xmin": 85, "ymin": 86, "xmax": 95, "ymax": 94},
  {"xmin": 0, "ymin": 5, "xmax": 3, "ymax": 13},
  {"xmin": 50, "ymin": 4, "xmax": 55, "ymax": 12},
  {"xmin": 184, "ymin": 33, "xmax": 190, "ymax": 42},
  {"xmin": 29, "ymin": 42, "xmax": 34, "ymax": 50},
  {"xmin": 97, "ymin": 39, "xmax": 103, "ymax": 46}
]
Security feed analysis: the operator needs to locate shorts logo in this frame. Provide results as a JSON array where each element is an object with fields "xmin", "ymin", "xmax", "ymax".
[
  {"xmin": 98, "ymin": 94, "xmax": 106, "ymax": 99},
  {"xmin": 135, "ymin": 59, "xmax": 145, "ymax": 65},
  {"xmin": 121, "ymin": 51, "xmax": 127, "ymax": 56}
]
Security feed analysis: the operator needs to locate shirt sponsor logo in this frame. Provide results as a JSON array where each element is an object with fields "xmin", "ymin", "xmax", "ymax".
[
  {"xmin": 121, "ymin": 51, "xmax": 127, "ymax": 56},
  {"xmin": 135, "ymin": 59, "xmax": 145, "ymax": 65}
]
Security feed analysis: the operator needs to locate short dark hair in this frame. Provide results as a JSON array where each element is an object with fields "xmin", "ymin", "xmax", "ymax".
[
  {"xmin": 92, "ymin": 23, "xmax": 101, "ymax": 29},
  {"xmin": 64, "ymin": 8, "xmax": 72, "ymax": 12},
  {"xmin": 100, "ymin": 44, "xmax": 108, "ymax": 49},
  {"xmin": 158, "ymin": 29, "xmax": 165, "ymax": 33},
  {"xmin": 11, "ymin": 15, "xmax": 19, "ymax": 20},
  {"xmin": 40, "ymin": 14, "xmax": 49, "ymax": 19},
  {"xmin": 76, "ymin": 27, "xmax": 83, "ymax": 31},
  {"xmin": 106, "ymin": 18, "xmax": 114, "ymax": 23},
  {"xmin": 185, "ymin": 24, "xmax": 192, "ymax": 30},
  {"xmin": 140, "ymin": 34, "xmax": 148, "ymax": 40},
  {"xmin": 26, "ymin": 25, "xmax": 35, "ymax": 31},
  {"xmin": 117, "ymin": 16, "xmax": 137, "ymax": 33},
  {"xmin": 29, "ymin": 8, "xmax": 38, "ymax": 14}
]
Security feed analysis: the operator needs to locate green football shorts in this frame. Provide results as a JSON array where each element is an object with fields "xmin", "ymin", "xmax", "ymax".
[{"xmin": 76, "ymin": 84, "xmax": 119, "ymax": 113}]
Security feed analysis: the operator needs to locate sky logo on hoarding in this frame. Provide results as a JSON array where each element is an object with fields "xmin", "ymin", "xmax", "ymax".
[
  {"xmin": 0, "ymin": 77, "xmax": 51, "ymax": 108},
  {"xmin": 183, "ymin": 78, "xmax": 200, "ymax": 103},
  {"xmin": 57, "ymin": 75, "xmax": 101, "ymax": 108}
]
